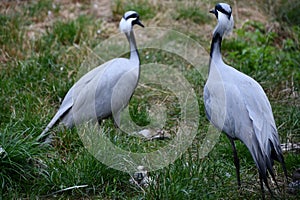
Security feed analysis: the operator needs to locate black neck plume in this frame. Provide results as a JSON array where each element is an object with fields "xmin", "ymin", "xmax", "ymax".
[
  {"xmin": 209, "ymin": 32, "xmax": 223, "ymax": 73},
  {"xmin": 210, "ymin": 32, "xmax": 223, "ymax": 59}
]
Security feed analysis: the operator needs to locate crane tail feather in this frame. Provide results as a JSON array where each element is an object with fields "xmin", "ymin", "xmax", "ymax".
[
  {"xmin": 248, "ymin": 134, "xmax": 287, "ymax": 193},
  {"xmin": 269, "ymin": 139, "xmax": 288, "ymax": 182}
]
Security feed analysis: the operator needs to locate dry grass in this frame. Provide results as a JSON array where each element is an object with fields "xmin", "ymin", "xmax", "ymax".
[{"xmin": 0, "ymin": 0, "xmax": 273, "ymax": 57}]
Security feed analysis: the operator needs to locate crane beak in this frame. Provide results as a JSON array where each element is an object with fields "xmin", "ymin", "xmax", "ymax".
[
  {"xmin": 136, "ymin": 20, "xmax": 144, "ymax": 28},
  {"xmin": 209, "ymin": 9, "xmax": 216, "ymax": 14}
]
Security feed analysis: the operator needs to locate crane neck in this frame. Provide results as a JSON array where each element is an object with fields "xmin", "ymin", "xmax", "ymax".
[
  {"xmin": 210, "ymin": 31, "xmax": 223, "ymax": 61},
  {"xmin": 125, "ymin": 30, "xmax": 140, "ymax": 65},
  {"xmin": 209, "ymin": 30, "xmax": 224, "ymax": 73}
]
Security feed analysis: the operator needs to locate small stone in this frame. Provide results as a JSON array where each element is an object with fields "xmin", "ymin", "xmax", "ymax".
[
  {"xmin": 129, "ymin": 165, "xmax": 152, "ymax": 187},
  {"xmin": 0, "ymin": 146, "xmax": 7, "ymax": 158}
]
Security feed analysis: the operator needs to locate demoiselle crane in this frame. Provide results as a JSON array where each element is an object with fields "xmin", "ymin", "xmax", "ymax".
[
  {"xmin": 203, "ymin": 3, "xmax": 288, "ymax": 196},
  {"xmin": 38, "ymin": 11, "xmax": 144, "ymax": 142}
]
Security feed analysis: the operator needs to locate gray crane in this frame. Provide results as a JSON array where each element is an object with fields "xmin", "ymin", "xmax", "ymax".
[
  {"xmin": 38, "ymin": 11, "xmax": 144, "ymax": 142},
  {"xmin": 203, "ymin": 3, "xmax": 288, "ymax": 197}
]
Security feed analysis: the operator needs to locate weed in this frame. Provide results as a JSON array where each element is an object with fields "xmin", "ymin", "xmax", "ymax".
[
  {"xmin": 174, "ymin": 6, "xmax": 210, "ymax": 24},
  {"xmin": 113, "ymin": 0, "xmax": 156, "ymax": 20},
  {"xmin": 0, "ymin": 122, "xmax": 48, "ymax": 196}
]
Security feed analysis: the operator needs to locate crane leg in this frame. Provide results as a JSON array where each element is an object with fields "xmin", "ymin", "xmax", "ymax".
[
  {"xmin": 227, "ymin": 136, "xmax": 241, "ymax": 188},
  {"xmin": 259, "ymin": 172, "xmax": 274, "ymax": 199},
  {"xmin": 259, "ymin": 174, "xmax": 266, "ymax": 200}
]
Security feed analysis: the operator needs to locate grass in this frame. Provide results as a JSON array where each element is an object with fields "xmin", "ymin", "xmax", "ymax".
[
  {"xmin": 113, "ymin": 0, "xmax": 157, "ymax": 20},
  {"xmin": 173, "ymin": 2, "xmax": 211, "ymax": 24},
  {"xmin": 0, "ymin": 0, "xmax": 299, "ymax": 199}
]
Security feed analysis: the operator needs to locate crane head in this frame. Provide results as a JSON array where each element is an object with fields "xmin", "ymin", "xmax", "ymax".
[
  {"xmin": 210, "ymin": 3, "xmax": 234, "ymax": 36},
  {"xmin": 119, "ymin": 11, "xmax": 144, "ymax": 33}
]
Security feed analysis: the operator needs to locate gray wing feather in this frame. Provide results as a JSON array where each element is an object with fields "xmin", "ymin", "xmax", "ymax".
[
  {"xmin": 39, "ymin": 58, "xmax": 139, "ymax": 140},
  {"xmin": 241, "ymin": 77, "xmax": 284, "ymax": 180},
  {"xmin": 39, "ymin": 59, "xmax": 114, "ymax": 139},
  {"xmin": 38, "ymin": 90, "xmax": 74, "ymax": 140},
  {"xmin": 204, "ymin": 66, "xmax": 283, "ymax": 181},
  {"xmin": 226, "ymin": 70, "xmax": 282, "ymax": 181}
]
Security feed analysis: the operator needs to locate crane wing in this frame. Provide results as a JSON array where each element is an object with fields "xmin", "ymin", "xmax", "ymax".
[
  {"xmin": 234, "ymin": 72, "xmax": 284, "ymax": 183},
  {"xmin": 39, "ymin": 59, "xmax": 115, "ymax": 139}
]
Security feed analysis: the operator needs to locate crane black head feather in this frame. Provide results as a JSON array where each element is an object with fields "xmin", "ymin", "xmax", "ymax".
[
  {"xmin": 210, "ymin": 3, "xmax": 232, "ymax": 20},
  {"xmin": 123, "ymin": 11, "xmax": 144, "ymax": 27}
]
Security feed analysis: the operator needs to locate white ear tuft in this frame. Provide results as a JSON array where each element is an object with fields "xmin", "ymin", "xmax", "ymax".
[
  {"xmin": 119, "ymin": 18, "xmax": 130, "ymax": 33},
  {"xmin": 216, "ymin": 11, "xmax": 234, "ymax": 37},
  {"xmin": 224, "ymin": 15, "xmax": 234, "ymax": 36}
]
